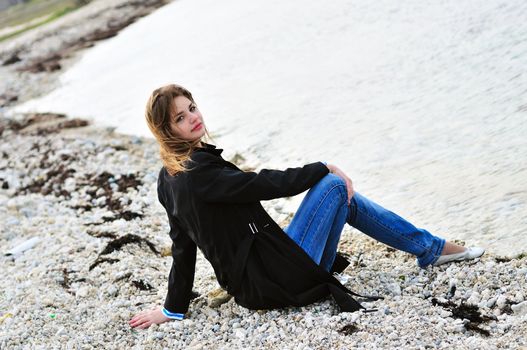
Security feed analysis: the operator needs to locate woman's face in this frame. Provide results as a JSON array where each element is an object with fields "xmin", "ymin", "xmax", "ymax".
[{"xmin": 170, "ymin": 95, "xmax": 206, "ymax": 142}]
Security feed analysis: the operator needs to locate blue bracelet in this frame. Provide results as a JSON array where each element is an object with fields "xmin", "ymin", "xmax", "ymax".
[{"xmin": 162, "ymin": 307, "xmax": 185, "ymax": 320}]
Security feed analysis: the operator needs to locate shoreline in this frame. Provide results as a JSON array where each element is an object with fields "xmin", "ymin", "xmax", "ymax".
[
  {"xmin": 0, "ymin": 0, "xmax": 170, "ymax": 108},
  {"xmin": 0, "ymin": 2, "xmax": 526, "ymax": 348}
]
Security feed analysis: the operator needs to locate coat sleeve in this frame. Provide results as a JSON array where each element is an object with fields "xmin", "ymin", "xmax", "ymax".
[
  {"xmin": 157, "ymin": 175, "xmax": 196, "ymax": 314},
  {"xmin": 163, "ymin": 227, "xmax": 197, "ymax": 314},
  {"xmin": 190, "ymin": 152, "xmax": 330, "ymax": 203}
]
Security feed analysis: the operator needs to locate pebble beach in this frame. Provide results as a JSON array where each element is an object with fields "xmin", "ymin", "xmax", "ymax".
[{"xmin": 1, "ymin": 1, "xmax": 527, "ymax": 349}]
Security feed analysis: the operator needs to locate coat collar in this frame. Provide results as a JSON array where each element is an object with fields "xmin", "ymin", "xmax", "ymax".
[{"xmin": 194, "ymin": 142, "xmax": 223, "ymax": 156}]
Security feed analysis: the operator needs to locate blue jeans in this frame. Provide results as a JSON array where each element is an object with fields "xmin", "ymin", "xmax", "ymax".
[{"xmin": 283, "ymin": 174, "xmax": 445, "ymax": 270}]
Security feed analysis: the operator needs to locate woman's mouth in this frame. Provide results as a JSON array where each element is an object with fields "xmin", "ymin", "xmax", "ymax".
[{"xmin": 192, "ymin": 123, "xmax": 203, "ymax": 132}]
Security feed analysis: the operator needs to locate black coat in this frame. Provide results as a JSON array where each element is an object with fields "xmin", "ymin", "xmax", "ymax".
[{"xmin": 157, "ymin": 143, "xmax": 372, "ymax": 314}]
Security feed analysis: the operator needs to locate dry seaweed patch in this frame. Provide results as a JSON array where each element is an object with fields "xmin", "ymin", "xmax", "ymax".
[
  {"xmin": 339, "ymin": 323, "xmax": 359, "ymax": 335},
  {"xmin": 131, "ymin": 280, "xmax": 154, "ymax": 291},
  {"xmin": 88, "ymin": 257, "xmax": 120, "ymax": 271},
  {"xmin": 81, "ymin": 171, "xmax": 143, "ymax": 212},
  {"xmin": 90, "ymin": 234, "xmax": 159, "ymax": 271},
  {"xmin": 0, "ymin": 112, "xmax": 89, "ymax": 136},
  {"xmin": 99, "ymin": 234, "xmax": 158, "ymax": 256},
  {"xmin": 15, "ymin": 144, "xmax": 145, "ymax": 220},
  {"xmin": 17, "ymin": 164, "xmax": 76, "ymax": 197},
  {"xmin": 85, "ymin": 229, "xmax": 117, "ymax": 239},
  {"xmin": 431, "ymin": 298, "xmax": 496, "ymax": 336}
]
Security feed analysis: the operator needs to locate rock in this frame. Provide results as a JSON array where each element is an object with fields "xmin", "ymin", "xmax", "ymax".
[
  {"xmin": 486, "ymin": 297, "xmax": 497, "ymax": 308},
  {"xmin": 496, "ymin": 295, "xmax": 508, "ymax": 309},
  {"xmin": 107, "ymin": 285, "xmax": 119, "ymax": 297},
  {"xmin": 511, "ymin": 301, "xmax": 527, "ymax": 316},
  {"xmin": 234, "ymin": 328, "xmax": 247, "ymax": 339},
  {"xmin": 439, "ymin": 309, "xmax": 451, "ymax": 318},
  {"xmin": 5, "ymin": 237, "xmax": 41, "ymax": 256},
  {"xmin": 114, "ymin": 271, "xmax": 132, "ymax": 282},
  {"xmin": 467, "ymin": 291, "xmax": 480, "ymax": 305},
  {"xmin": 55, "ymin": 327, "xmax": 67, "ymax": 337},
  {"xmin": 76, "ymin": 286, "xmax": 90, "ymax": 298},
  {"xmin": 387, "ymin": 282, "xmax": 402, "ymax": 296},
  {"xmin": 207, "ymin": 288, "xmax": 233, "ymax": 308},
  {"xmin": 160, "ymin": 244, "xmax": 172, "ymax": 257}
]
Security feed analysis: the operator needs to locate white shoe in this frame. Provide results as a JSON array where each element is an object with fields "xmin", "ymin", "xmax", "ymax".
[{"xmin": 432, "ymin": 247, "xmax": 485, "ymax": 266}]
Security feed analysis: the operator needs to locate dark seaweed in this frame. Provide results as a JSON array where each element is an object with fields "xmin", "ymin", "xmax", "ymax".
[
  {"xmin": 131, "ymin": 280, "xmax": 154, "ymax": 291},
  {"xmin": 339, "ymin": 324, "xmax": 359, "ymax": 335},
  {"xmin": 99, "ymin": 234, "xmax": 159, "ymax": 256},
  {"xmin": 431, "ymin": 298, "xmax": 496, "ymax": 336},
  {"xmin": 446, "ymin": 285, "xmax": 457, "ymax": 299},
  {"xmin": 85, "ymin": 229, "xmax": 117, "ymax": 239},
  {"xmin": 89, "ymin": 257, "xmax": 120, "ymax": 271}
]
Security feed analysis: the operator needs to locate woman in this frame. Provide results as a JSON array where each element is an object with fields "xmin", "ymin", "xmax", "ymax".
[{"xmin": 129, "ymin": 84, "xmax": 484, "ymax": 329}]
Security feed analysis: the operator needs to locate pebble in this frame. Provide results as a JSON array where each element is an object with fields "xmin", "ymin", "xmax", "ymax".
[
  {"xmin": 496, "ymin": 295, "xmax": 508, "ymax": 309},
  {"xmin": 234, "ymin": 328, "xmax": 247, "ymax": 339},
  {"xmin": 511, "ymin": 301, "xmax": 527, "ymax": 316},
  {"xmin": 55, "ymin": 327, "xmax": 67, "ymax": 337},
  {"xmin": 107, "ymin": 285, "xmax": 119, "ymax": 297},
  {"xmin": 486, "ymin": 297, "xmax": 497, "ymax": 308},
  {"xmin": 206, "ymin": 288, "xmax": 232, "ymax": 308}
]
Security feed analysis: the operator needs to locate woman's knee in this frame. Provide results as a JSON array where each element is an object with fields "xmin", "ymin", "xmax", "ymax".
[{"xmin": 314, "ymin": 174, "xmax": 347, "ymax": 201}]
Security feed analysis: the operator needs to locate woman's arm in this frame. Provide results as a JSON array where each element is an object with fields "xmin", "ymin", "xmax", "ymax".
[
  {"xmin": 129, "ymin": 228, "xmax": 196, "ymax": 329},
  {"xmin": 129, "ymin": 307, "xmax": 171, "ymax": 329},
  {"xmin": 190, "ymin": 153, "xmax": 330, "ymax": 203}
]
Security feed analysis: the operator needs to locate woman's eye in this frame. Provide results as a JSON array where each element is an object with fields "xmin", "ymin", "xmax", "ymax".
[
  {"xmin": 190, "ymin": 105, "xmax": 196, "ymax": 112},
  {"xmin": 176, "ymin": 115, "xmax": 184, "ymax": 122}
]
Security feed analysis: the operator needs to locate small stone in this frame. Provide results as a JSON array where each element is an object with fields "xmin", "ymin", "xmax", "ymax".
[
  {"xmin": 467, "ymin": 291, "xmax": 480, "ymax": 305},
  {"xmin": 153, "ymin": 332, "xmax": 164, "ymax": 340},
  {"xmin": 107, "ymin": 285, "xmax": 118, "ymax": 297},
  {"xmin": 202, "ymin": 308, "xmax": 219, "ymax": 319},
  {"xmin": 207, "ymin": 288, "xmax": 232, "ymax": 308},
  {"xmin": 387, "ymin": 283, "xmax": 402, "ymax": 296},
  {"xmin": 511, "ymin": 301, "xmax": 527, "ymax": 316},
  {"xmin": 440, "ymin": 310, "xmax": 451, "ymax": 318},
  {"xmin": 234, "ymin": 328, "xmax": 247, "ymax": 339},
  {"xmin": 114, "ymin": 271, "xmax": 132, "ymax": 281},
  {"xmin": 160, "ymin": 245, "xmax": 171, "ymax": 257},
  {"xmin": 55, "ymin": 327, "xmax": 67, "ymax": 337},
  {"xmin": 486, "ymin": 297, "xmax": 497, "ymax": 308},
  {"xmin": 76, "ymin": 286, "xmax": 90, "ymax": 298},
  {"xmin": 496, "ymin": 295, "xmax": 508, "ymax": 309}
]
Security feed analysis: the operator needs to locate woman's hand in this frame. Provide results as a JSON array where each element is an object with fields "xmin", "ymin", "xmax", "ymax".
[
  {"xmin": 129, "ymin": 307, "xmax": 171, "ymax": 329},
  {"xmin": 326, "ymin": 164, "xmax": 354, "ymax": 204}
]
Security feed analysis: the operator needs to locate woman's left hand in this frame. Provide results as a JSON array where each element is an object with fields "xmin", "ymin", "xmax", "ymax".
[
  {"xmin": 129, "ymin": 307, "xmax": 171, "ymax": 329},
  {"xmin": 327, "ymin": 164, "xmax": 354, "ymax": 204}
]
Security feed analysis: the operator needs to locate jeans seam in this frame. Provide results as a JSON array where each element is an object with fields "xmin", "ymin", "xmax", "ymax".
[
  {"xmin": 297, "ymin": 183, "xmax": 346, "ymax": 246},
  {"xmin": 355, "ymin": 204, "xmax": 430, "ymax": 252}
]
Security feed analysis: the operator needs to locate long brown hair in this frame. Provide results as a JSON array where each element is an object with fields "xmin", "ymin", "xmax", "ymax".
[{"xmin": 145, "ymin": 84, "xmax": 211, "ymax": 175}]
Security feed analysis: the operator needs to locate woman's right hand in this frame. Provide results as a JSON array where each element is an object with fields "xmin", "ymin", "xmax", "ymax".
[
  {"xmin": 326, "ymin": 164, "xmax": 354, "ymax": 204},
  {"xmin": 129, "ymin": 307, "xmax": 171, "ymax": 329}
]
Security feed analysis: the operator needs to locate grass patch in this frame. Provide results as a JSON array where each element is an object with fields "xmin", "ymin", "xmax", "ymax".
[{"xmin": 0, "ymin": 0, "xmax": 89, "ymax": 42}]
